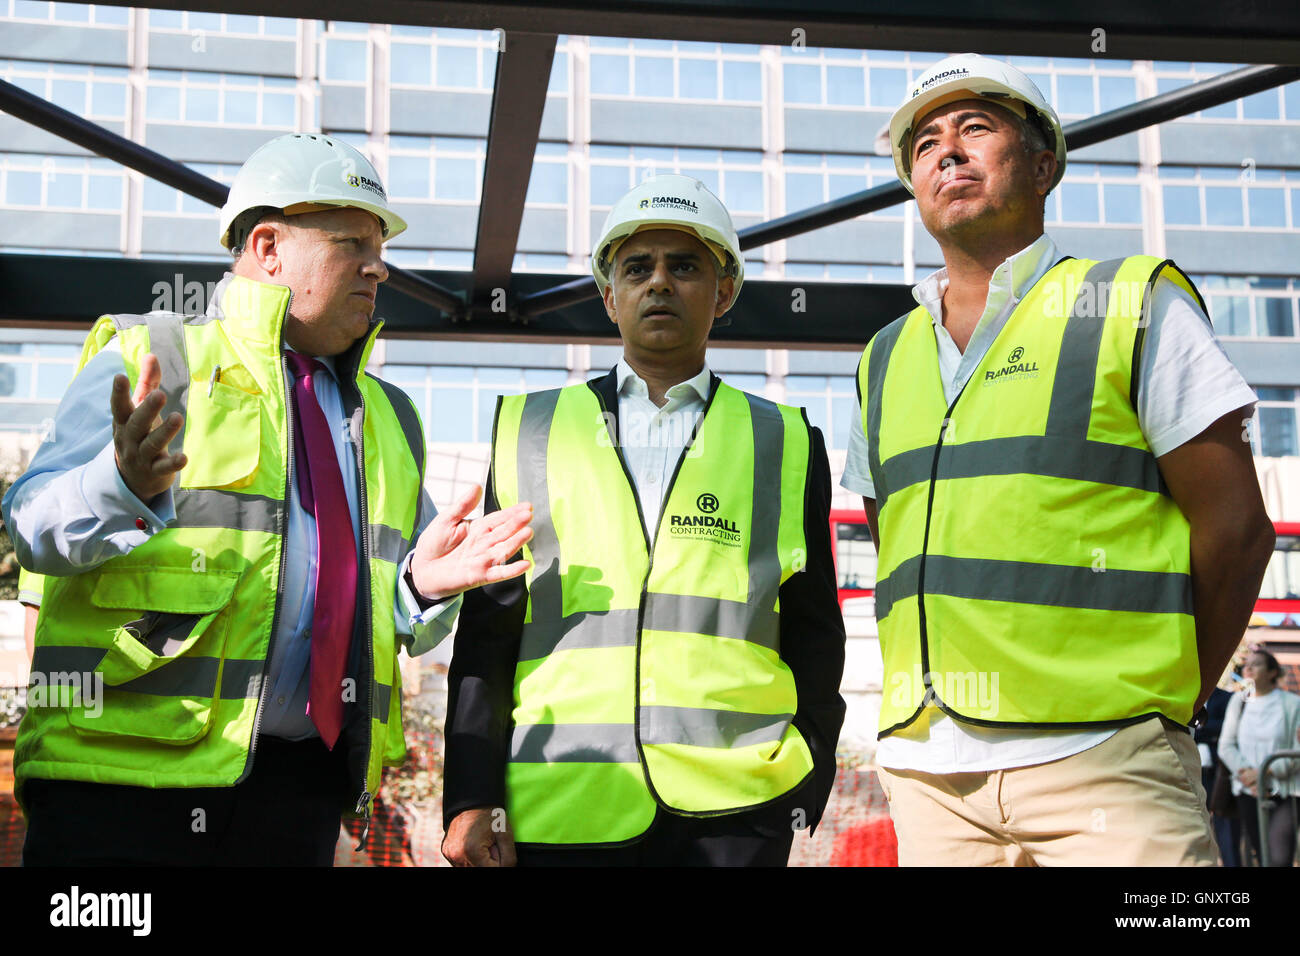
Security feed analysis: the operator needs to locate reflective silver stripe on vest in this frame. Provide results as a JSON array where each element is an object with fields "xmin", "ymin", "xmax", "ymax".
[
  {"xmin": 864, "ymin": 317, "xmax": 908, "ymax": 507},
  {"xmin": 510, "ymin": 722, "xmax": 640, "ymax": 763},
  {"xmin": 642, "ymin": 593, "xmax": 779, "ymax": 651},
  {"xmin": 872, "ymin": 260, "xmax": 1163, "ymax": 507},
  {"xmin": 520, "ymin": 608, "xmax": 640, "ymax": 660},
  {"xmin": 875, "ymin": 554, "xmax": 1191, "ymax": 619},
  {"xmin": 743, "ymin": 392, "xmax": 784, "ymax": 617},
  {"xmin": 144, "ymin": 313, "xmax": 190, "ymax": 471},
  {"xmin": 28, "ymin": 645, "xmax": 263, "ymax": 699},
  {"xmin": 368, "ymin": 523, "xmax": 409, "ymax": 565},
  {"xmin": 516, "ymin": 390, "xmax": 564, "ymax": 626},
  {"xmin": 375, "ymin": 681, "xmax": 391, "ymax": 724},
  {"xmin": 640, "ymin": 705, "xmax": 794, "ymax": 750},
  {"xmin": 878, "ymin": 436, "xmax": 1163, "ymax": 500},
  {"xmin": 1046, "ymin": 258, "xmax": 1124, "ymax": 439},
  {"xmin": 175, "ymin": 489, "xmax": 282, "ymax": 534}
]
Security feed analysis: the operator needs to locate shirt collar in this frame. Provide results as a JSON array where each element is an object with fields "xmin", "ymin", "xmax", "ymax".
[
  {"xmin": 912, "ymin": 233, "xmax": 1061, "ymax": 327},
  {"xmin": 615, "ymin": 357, "xmax": 712, "ymax": 403}
]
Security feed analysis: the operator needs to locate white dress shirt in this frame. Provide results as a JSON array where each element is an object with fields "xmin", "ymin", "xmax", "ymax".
[
  {"xmin": 614, "ymin": 358, "xmax": 711, "ymax": 533},
  {"xmin": 3, "ymin": 338, "xmax": 461, "ymax": 741},
  {"xmin": 840, "ymin": 234, "xmax": 1257, "ymax": 773}
]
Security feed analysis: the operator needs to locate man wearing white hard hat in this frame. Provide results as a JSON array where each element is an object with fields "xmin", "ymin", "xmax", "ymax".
[
  {"xmin": 442, "ymin": 174, "xmax": 846, "ymax": 866},
  {"xmin": 843, "ymin": 53, "xmax": 1274, "ymax": 865},
  {"xmin": 4, "ymin": 133, "xmax": 533, "ymax": 865}
]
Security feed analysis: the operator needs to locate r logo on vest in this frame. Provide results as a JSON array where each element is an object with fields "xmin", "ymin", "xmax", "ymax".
[
  {"xmin": 983, "ymin": 345, "xmax": 1040, "ymax": 386},
  {"xmin": 668, "ymin": 492, "xmax": 741, "ymax": 547}
]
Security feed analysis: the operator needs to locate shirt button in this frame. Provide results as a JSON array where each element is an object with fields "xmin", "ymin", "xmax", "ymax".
[
  {"xmin": 647, "ymin": 474, "xmax": 658, "ymax": 485},
  {"xmin": 276, "ymin": 696, "xmax": 286, "ymax": 706},
  {"xmin": 134, "ymin": 517, "xmax": 147, "ymax": 531}
]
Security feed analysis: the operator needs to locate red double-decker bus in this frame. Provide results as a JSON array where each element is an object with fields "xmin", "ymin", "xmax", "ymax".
[{"xmin": 830, "ymin": 512, "xmax": 1300, "ymax": 621}]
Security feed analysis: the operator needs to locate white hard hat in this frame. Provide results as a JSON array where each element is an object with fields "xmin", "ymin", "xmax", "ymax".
[
  {"xmin": 218, "ymin": 133, "xmax": 407, "ymax": 250},
  {"xmin": 889, "ymin": 53, "xmax": 1067, "ymax": 195},
  {"xmin": 592, "ymin": 173, "xmax": 743, "ymax": 311}
]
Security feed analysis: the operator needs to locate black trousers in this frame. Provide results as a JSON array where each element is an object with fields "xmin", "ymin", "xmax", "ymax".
[
  {"xmin": 514, "ymin": 806, "xmax": 798, "ymax": 867},
  {"xmin": 22, "ymin": 736, "xmax": 351, "ymax": 867},
  {"xmin": 1236, "ymin": 792, "xmax": 1297, "ymax": 867}
]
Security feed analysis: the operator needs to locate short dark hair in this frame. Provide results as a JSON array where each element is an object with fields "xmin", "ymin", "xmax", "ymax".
[
  {"xmin": 228, "ymin": 206, "xmax": 285, "ymax": 259},
  {"xmin": 1250, "ymin": 648, "xmax": 1282, "ymax": 678}
]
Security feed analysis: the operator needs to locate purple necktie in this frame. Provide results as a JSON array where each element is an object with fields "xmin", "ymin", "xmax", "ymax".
[{"xmin": 286, "ymin": 351, "xmax": 358, "ymax": 750}]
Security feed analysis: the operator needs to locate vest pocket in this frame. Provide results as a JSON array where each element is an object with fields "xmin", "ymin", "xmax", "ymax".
[
  {"xmin": 179, "ymin": 369, "xmax": 261, "ymax": 490},
  {"xmin": 67, "ymin": 569, "xmax": 240, "ymax": 745}
]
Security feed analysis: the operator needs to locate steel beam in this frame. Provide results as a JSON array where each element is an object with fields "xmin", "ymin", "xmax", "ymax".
[
  {"xmin": 469, "ymin": 32, "xmax": 557, "ymax": 314},
  {"xmin": 0, "ymin": 254, "xmax": 912, "ymax": 348},
  {"xmin": 86, "ymin": 1, "xmax": 1300, "ymax": 64},
  {"xmin": 520, "ymin": 63, "xmax": 1300, "ymax": 317},
  {"xmin": 0, "ymin": 78, "xmax": 466, "ymax": 317}
]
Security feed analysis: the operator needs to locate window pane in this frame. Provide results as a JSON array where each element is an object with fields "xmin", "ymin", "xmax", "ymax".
[
  {"xmin": 391, "ymin": 43, "xmax": 430, "ymax": 85},
  {"xmin": 50, "ymin": 78, "xmax": 85, "ymax": 112},
  {"xmin": 1060, "ymin": 182, "xmax": 1100, "ymax": 222},
  {"xmin": 93, "ymin": 4, "xmax": 128, "ymax": 23},
  {"xmin": 825, "ymin": 65, "xmax": 864, "ymax": 106},
  {"xmin": 435, "ymin": 157, "xmax": 477, "ymax": 199},
  {"xmin": 679, "ymin": 58, "xmax": 716, "ymax": 99},
  {"xmin": 548, "ymin": 51, "xmax": 568, "ymax": 93},
  {"xmin": 722, "ymin": 60, "xmax": 760, "ymax": 102},
  {"xmin": 90, "ymin": 81, "xmax": 125, "ymax": 118},
  {"xmin": 1258, "ymin": 298, "xmax": 1296, "ymax": 337},
  {"xmin": 186, "ymin": 87, "xmax": 219, "ymax": 122},
  {"xmin": 0, "ymin": 363, "xmax": 31, "ymax": 398},
  {"xmin": 149, "ymin": 9, "xmax": 182, "ymax": 28},
  {"xmin": 436, "ymin": 46, "xmax": 478, "ymax": 88},
  {"xmin": 783, "ymin": 63, "xmax": 820, "ymax": 104},
  {"xmin": 590, "ymin": 165, "xmax": 629, "ymax": 206},
  {"xmin": 525, "ymin": 163, "xmax": 566, "ymax": 204},
  {"xmin": 46, "ymin": 172, "xmax": 81, "ymax": 207},
  {"xmin": 147, "ymin": 85, "xmax": 180, "ymax": 120},
  {"xmin": 1241, "ymin": 89, "xmax": 1279, "ymax": 120},
  {"xmin": 87, "ymin": 174, "xmax": 121, "ymax": 210},
  {"xmin": 326, "ymin": 39, "xmax": 366, "ymax": 82},
  {"xmin": 389, "ymin": 155, "xmax": 429, "ymax": 198},
  {"xmin": 828, "ymin": 172, "xmax": 863, "ymax": 200},
  {"xmin": 724, "ymin": 170, "xmax": 762, "ymax": 212},
  {"xmin": 633, "ymin": 56, "xmax": 672, "ymax": 97},
  {"xmin": 227, "ymin": 14, "xmax": 260, "ymax": 34},
  {"xmin": 785, "ymin": 172, "xmax": 823, "ymax": 210},
  {"xmin": 869, "ymin": 67, "xmax": 906, "ymax": 108},
  {"xmin": 590, "ymin": 54, "xmax": 629, "ymax": 95},
  {"xmin": 1209, "ymin": 295, "xmax": 1252, "ymax": 336},
  {"xmin": 1098, "ymin": 75, "xmax": 1136, "ymax": 112},
  {"xmin": 1162, "ymin": 185, "xmax": 1200, "ymax": 225},
  {"xmin": 429, "ymin": 388, "xmax": 473, "ymax": 441},
  {"xmin": 221, "ymin": 89, "xmax": 256, "ymax": 125},
  {"xmin": 1258, "ymin": 406, "xmax": 1298, "ymax": 456},
  {"xmin": 1201, "ymin": 99, "xmax": 1237, "ymax": 120},
  {"xmin": 142, "ymin": 178, "xmax": 175, "ymax": 211},
  {"xmin": 53, "ymin": 3, "xmax": 90, "ymax": 22},
  {"xmin": 6, "ymin": 170, "xmax": 41, "ymax": 205},
  {"xmin": 1056, "ymin": 73, "xmax": 1094, "ymax": 115},
  {"xmin": 263, "ymin": 93, "xmax": 295, "ymax": 127},
  {"xmin": 1203, "ymin": 186, "xmax": 1243, "ymax": 226},
  {"xmin": 1247, "ymin": 187, "xmax": 1286, "ymax": 228},
  {"xmin": 1103, "ymin": 183, "xmax": 1141, "ymax": 223}
]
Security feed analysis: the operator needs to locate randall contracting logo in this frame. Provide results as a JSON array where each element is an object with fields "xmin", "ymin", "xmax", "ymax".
[
  {"xmin": 668, "ymin": 492, "xmax": 740, "ymax": 546},
  {"xmin": 913, "ymin": 66, "xmax": 969, "ymax": 96},
  {"xmin": 982, "ymin": 345, "xmax": 1040, "ymax": 386},
  {"xmin": 345, "ymin": 172, "xmax": 387, "ymax": 200},
  {"xmin": 639, "ymin": 195, "xmax": 699, "ymax": 214}
]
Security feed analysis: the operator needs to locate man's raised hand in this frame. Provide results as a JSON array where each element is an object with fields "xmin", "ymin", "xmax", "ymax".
[
  {"xmin": 111, "ymin": 353, "xmax": 187, "ymax": 503},
  {"xmin": 409, "ymin": 484, "xmax": 533, "ymax": 600}
]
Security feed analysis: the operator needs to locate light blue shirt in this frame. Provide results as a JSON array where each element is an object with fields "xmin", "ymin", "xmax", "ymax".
[{"xmin": 3, "ymin": 338, "xmax": 461, "ymax": 741}]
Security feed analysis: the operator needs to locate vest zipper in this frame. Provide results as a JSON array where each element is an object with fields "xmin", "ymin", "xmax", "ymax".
[
  {"xmin": 351, "ymin": 382, "xmax": 375, "ymax": 849},
  {"xmin": 240, "ymin": 289, "xmax": 296, "ymax": 785},
  {"xmin": 599, "ymin": 380, "xmax": 721, "ymax": 816}
]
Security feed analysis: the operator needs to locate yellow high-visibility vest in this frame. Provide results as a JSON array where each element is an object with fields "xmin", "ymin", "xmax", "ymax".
[
  {"xmin": 491, "ymin": 379, "xmax": 815, "ymax": 844},
  {"xmin": 859, "ymin": 256, "xmax": 1201, "ymax": 734},
  {"xmin": 16, "ymin": 275, "xmax": 424, "ymax": 810}
]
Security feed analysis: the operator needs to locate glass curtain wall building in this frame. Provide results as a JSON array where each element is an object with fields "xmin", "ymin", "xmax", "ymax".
[{"xmin": 2, "ymin": 6, "xmax": 1299, "ymax": 498}]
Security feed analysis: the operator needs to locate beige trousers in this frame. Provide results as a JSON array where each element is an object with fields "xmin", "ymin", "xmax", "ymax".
[{"xmin": 877, "ymin": 716, "xmax": 1219, "ymax": 866}]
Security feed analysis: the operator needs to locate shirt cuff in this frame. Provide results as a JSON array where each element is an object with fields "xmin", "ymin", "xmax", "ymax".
[
  {"xmin": 398, "ymin": 551, "xmax": 463, "ymax": 654},
  {"xmin": 82, "ymin": 440, "xmax": 176, "ymax": 537}
]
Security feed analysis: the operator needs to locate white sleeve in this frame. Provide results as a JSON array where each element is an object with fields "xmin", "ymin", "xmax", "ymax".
[
  {"xmin": 839, "ymin": 386, "xmax": 877, "ymax": 499},
  {"xmin": 1137, "ymin": 276, "xmax": 1258, "ymax": 457},
  {"xmin": 0, "ymin": 341, "xmax": 177, "ymax": 575}
]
